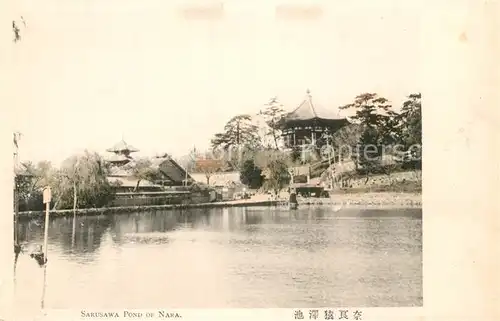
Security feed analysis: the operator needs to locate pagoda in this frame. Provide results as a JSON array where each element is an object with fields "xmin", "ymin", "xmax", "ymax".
[
  {"xmin": 280, "ymin": 90, "xmax": 349, "ymax": 148},
  {"xmin": 105, "ymin": 139, "xmax": 139, "ymax": 167}
]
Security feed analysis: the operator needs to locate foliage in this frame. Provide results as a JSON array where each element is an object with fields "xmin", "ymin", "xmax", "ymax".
[
  {"xmin": 339, "ymin": 93, "xmax": 399, "ymax": 178},
  {"xmin": 124, "ymin": 158, "xmax": 163, "ymax": 191},
  {"xmin": 355, "ymin": 126, "xmax": 382, "ymax": 175},
  {"xmin": 15, "ymin": 161, "xmax": 58, "ymax": 211},
  {"xmin": 398, "ymin": 93, "xmax": 422, "ymax": 148},
  {"xmin": 263, "ymin": 159, "xmax": 290, "ymax": 194},
  {"xmin": 339, "ymin": 93, "xmax": 393, "ymax": 128},
  {"xmin": 239, "ymin": 159, "xmax": 264, "ymax": 189},
  {"xmin": 215, "ymin": 145, "xmax": 253, "ymax": 171},
  {"xmin": 194, "ymin": 158, "xmax": 224, "ymax": 185},
  {"xmin": 53, "ymin": 151, "xmax": 116, "ymax": 210},
  {"xmin": 390, "ymin": 93, "xmax": 422, "ymax": 171},
  {"xmin": 14, "ymin": 151, "xmax": 116, "ymax": 211},
  {"xmin": 328, "ymin": 124, "xmax": 363, "ymax": 161},
  {"xmin": 210, "ymin": 114, "xmax": 261, "ymax": 150},
  {"xmin": 259, "ymin": 97, "xmax": 286, "ymax": 150}
]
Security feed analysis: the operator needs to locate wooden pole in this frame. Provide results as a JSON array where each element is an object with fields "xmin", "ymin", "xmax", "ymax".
[
  {"xmin": 326, "ymin": 134, "xmax": 333, "ymax": 189},
  {"xmin": 41, "ymin": 187, "xmax": 51, "ymax": 309},
  {"xmin": 73, "ymin": 180, "xmax": 77, "ymax": 216},
  {"xmin": 14, "ymin": 187, "xmax": 18, "ymax": 245},
  {"xmin": 13, "ymin": 132, "xmax": 20, "ymax": 248},
  {"xmin": 43, "ymin": 201, "xmax": 49, "ymax": 259},
  {"xmin": 42, "ymin": 186, "xmax": 51, "ymax": 258}
]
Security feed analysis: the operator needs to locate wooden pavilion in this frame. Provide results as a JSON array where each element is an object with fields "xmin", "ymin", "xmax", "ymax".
[{"xmin": 280, "ymin": 90, "xmax": 349, "ymax": 148}]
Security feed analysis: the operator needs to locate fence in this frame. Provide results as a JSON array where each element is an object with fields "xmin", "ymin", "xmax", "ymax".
[{"xmin": 110, "ymin": 190, "xmax": 211, "ymax": 207}]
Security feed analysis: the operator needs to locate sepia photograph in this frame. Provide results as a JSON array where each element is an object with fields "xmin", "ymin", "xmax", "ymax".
[{"xmin": 6, "ymin": 0, "xmax": 427, "ymax": 319}]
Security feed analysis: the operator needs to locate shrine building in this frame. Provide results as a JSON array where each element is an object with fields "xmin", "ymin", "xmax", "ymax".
[
  {"xmin": 105, "ymin": 139, "xmax": 139, "ymax": 167},
  {"xmin": 280, "ymin": 90, "xmax": 349, "ymax": 149}
]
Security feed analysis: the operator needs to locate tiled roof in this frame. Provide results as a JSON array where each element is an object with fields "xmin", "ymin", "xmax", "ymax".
[
  {"xmin": 155, "ymin": 156, "xmax": 192, "ymax": 183},
  {"xmin": 286, "ymin": 90, "xmax": 317, "ymax": 120},
  {"xmin": 109, "ymin": 167, "xmax": 133, "ymax": 177},
  {"xmin": 106, "ymin": 154, "xmax": 131, "ymax": 163},
  {"xmin": 284, "ymin": 90, "xmax": 345, "ymax": 122},
  {"xmin": 106, "ymin": 140, "xmax": 139, "ymax": 153}
]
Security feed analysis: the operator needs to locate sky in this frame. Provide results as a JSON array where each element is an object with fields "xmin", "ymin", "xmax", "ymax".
[{"xmin": 7, "ymin": 0, "xmax": 422, "ymax": 166}]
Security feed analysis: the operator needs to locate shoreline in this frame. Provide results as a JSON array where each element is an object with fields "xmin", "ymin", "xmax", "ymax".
[{"xmin": 15, "ymin": 192, "xmax": 421, "ymax": 217}]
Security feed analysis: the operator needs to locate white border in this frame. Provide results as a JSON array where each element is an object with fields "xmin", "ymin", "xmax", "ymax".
[{"xmin": 1, "ymin": 0, "xmax": 499, "ymax": 320}]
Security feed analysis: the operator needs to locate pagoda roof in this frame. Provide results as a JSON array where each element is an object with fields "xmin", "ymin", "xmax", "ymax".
[
  {"xmin": 287, "ymin": 90, "xmax": 318, "ymax": 120},
  {"xmin": 106, "ymin": 153, "xmax": 131, "ymax": 163},
  {"xmin": 283, "ymin": 90, "xmax": 345, "ymax": 123},
  {"xmin": 106, "ymin": 140, "xmax": 139, "ymax": 153},
  {"xmin": 108, "ymin": 166, "xmax": 133, "ymax": 177}
]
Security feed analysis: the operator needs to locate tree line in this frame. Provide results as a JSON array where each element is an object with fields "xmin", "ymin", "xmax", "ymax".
[
  {"xmin": 14, "ymin": 92, "xmax": 421, "ymax": 211},
  {"xmin": 14, "ymin": 151, "xmax": 173, "ymax": 211},
  {"xmin": 200, "ymin": 92, "xmax": 421, "ymax": 190}
]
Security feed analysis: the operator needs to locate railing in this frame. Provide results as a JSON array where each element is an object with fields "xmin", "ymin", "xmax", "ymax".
[
  {"xmin": 111, "ymin": 196, "xmax": 187, "ymax": 207},
  {"xmin": 115, "ymin": 191, "xmax": 191, "ymax": 197}
]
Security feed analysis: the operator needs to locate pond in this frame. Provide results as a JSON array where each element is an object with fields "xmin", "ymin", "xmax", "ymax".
[{"xmin": 13, "ymin": 206, "xmax": 422, "ymax": 309}]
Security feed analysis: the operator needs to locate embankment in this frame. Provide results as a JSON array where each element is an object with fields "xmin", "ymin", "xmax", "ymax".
[
  {"xmin": 16, "ymin": 200, "xmax": 277, "ymax": 217},
  {"xmin": 16, "ymin": 192, "xmax": 421, "ymax": 217}
]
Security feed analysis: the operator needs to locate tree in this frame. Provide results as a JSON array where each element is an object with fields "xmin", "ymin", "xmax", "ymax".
[
  {"xmin": 398, "ymin": 93, "xmax": 422, "ymax": 148},
  {"xmin": 259, "ymin": 97, "xmax": 286, "ymax": 150},
  {"xmin": 53, "ymin": 151, "xmax": 115, "ymax": 210},
  {"xmin": 339, "ymin": 93, "xmax": 393, "ymax": 128},
  {"xmin": 355, "ymin": 127, "xmax": 382, "ymax": 183},
  {"xmin": 16, "ymin": 160, "xmax": 61, "ymax": 211},
  {"xmin": 263, "ymin": 159, "xmax": 290, "ymax": 194},
  {"xmin": 194, "ymin": 158, "xmax": 223, "ymax": 185},
  {"xmin": 329, "ymin": 123, "xmax": 364, "ymax": 161},
  {"xmin": 339, "ymin": 93, "xmax": 399, "ymax": 178},
  {"xmin": 210, "ymin": 114, "xmax": 261, "ymax": 150},
  {"xmin": 239, "ymin": 159, "xmax": 264, "ymax": 189},
  {"xmin": 125, "ymin": 158, "xmax": 163, "ymax": 192},
  {"xmin": 391, "ymin": 93, "xmax": 422, "ymax": 173}
]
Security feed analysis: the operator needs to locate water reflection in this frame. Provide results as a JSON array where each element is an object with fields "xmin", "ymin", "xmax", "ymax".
[{"xmin": 15, "ymin": 206, "xmax": 422, "ymax": 308}]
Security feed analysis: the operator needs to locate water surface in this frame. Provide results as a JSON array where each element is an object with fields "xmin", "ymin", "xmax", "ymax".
[{"xmin": 14, "ymin": 206, "xmax": 422, "ymax": 308}]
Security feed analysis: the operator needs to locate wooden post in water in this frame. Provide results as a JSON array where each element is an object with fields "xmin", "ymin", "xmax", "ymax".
[
  {"xmin": 41, "ymin": 186, "xmax": 51, "ymax": 309},
  {"xmin": 13, "ymin": 132, "xmax": 21, "ymax": 249},
  {"xmin": 72, "ymin": 180, "xmax": 77, "ymax": 248},
  {"xmin": 42, "ymin": 186, "xmax": 51, "ymax": 259}
]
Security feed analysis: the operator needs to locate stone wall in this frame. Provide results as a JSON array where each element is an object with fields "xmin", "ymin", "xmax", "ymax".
[{"xmin": 344, "ymin": 170, "xmax": 422, "ymax": 188}]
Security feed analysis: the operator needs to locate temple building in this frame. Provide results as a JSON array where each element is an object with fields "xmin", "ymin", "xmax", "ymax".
[
  {"xmin": 105, "ymin": 139, "xmax": 193, "ymax": 192},
  {"xmin": 105, "ymin": 139, "xmax": 139, "ymax": 167},
  {"xmin": 280, "ymin": 90, "xmax": 349, "ymax": 149},
  {"xmin": 150, "ymin": 154, "xmax": 194, "ymax": 187}
]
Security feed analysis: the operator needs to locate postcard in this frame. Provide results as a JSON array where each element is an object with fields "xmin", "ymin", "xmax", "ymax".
[{"xmin": 1, "ymin": 0, "xmax": 497, "ymax": 320}]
